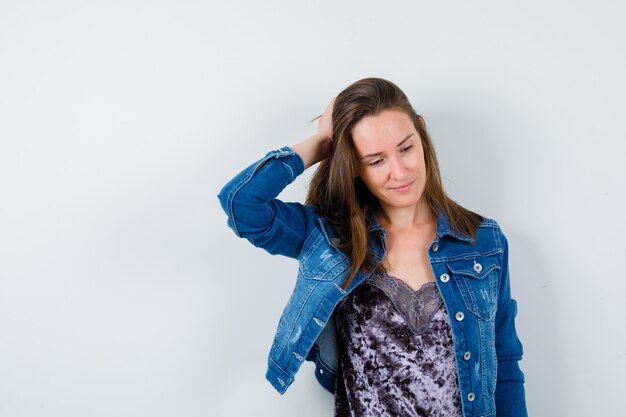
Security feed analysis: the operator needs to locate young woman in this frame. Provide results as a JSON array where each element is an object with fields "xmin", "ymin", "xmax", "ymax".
[{"xmin": 217, "ymin": 78, "xmax": 527, "ymax": 417}]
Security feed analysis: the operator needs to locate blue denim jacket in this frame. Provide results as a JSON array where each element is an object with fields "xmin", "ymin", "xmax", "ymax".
[{"xmin": 217, "ymin": 146, "xmax": 527, "ymax": 417}]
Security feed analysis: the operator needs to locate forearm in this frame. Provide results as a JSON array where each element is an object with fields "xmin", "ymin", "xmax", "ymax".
[
  {"xmin": 290, "ymin": 133, "xmax": 331, "ymax": 170},
  {"xmin": 496, "ymin": 377, "xmax": 527, "ymax": 417}
]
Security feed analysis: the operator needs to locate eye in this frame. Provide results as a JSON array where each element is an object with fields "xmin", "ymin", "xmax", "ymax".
[
  {"xmin": 369, "ymin": 159, "xmax": 383, "ymax": 167},
  {"xmin": 400, "ymin": 144, "xmax": 413, "ymax": 153}
]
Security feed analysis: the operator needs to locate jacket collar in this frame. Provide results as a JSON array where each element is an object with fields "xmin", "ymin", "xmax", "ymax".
[
  {"xmin": 435, "ymin": 210, "xmax": 474, "ymax": 243},
  {"xmin": 367, "ymin": 208, "xmax": 474, "ymax": 243}
]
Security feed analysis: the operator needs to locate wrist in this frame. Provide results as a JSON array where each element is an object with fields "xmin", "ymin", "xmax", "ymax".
[
  {"xmin": 309, "ymin": 132, "xmax": 330, "ymax": 145},
  {"xmin": 291, "ymin": 134, "xmax": 331, "ymax": 170}
]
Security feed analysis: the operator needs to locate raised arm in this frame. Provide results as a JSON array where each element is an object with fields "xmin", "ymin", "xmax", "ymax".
[{"xmin": 217, "ymin": 98, "xmax": 335, "ymax": 259}]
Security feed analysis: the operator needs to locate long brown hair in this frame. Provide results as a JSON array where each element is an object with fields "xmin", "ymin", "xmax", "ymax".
[{"xmin": 305, "ymin": 78, "xmax": 483, "ymax": 290}]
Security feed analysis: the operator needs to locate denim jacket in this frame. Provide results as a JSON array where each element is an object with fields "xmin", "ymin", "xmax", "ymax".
[{"xmin": 217, "ymin": 146, "xmax": 527, "ymax": 417}]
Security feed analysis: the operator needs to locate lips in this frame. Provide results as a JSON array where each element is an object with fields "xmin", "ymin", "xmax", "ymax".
[{"xmin": 391, "ymin": 180, "xmax": 414, "ymax": 192}]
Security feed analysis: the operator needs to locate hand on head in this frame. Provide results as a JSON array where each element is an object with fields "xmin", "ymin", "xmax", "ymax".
[{"xmin": 316, "ymin": 97, "xmax": 335, "ymax": 142}]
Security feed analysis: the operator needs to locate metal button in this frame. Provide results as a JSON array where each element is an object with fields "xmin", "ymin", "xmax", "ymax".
[
  {"xmin": 319, "ymin": 369, "xmax": 324, "ymax": 374},
  {"xmin": 440, "ymin": 273, "xmax": 450, "ymax": 283},
  {"xmin": 473, "ymin": 261, "xmax": 483, "ymax": 273},
  {"xmin": 432, "ymin": 243, "xmax": 439, "ymax": 252},
  {"xmin": 463, "ymin": 351, "xmax": 471, "ymax": 360},
  {"xmin": 455, "ymin": 311, "xmax": 465, "ymax": 321},
  {"xmin": 467, "ymin": 392, "xmax": 475, "ymax": 401}
]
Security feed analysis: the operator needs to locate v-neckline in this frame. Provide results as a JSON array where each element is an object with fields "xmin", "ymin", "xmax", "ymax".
[{"xmin": 379, "ymin": 270, "xmax": 437, "ymax": 294}]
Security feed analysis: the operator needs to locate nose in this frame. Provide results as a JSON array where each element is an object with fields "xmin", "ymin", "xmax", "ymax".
[{"xmin": 388, "ymin": 156, "xmax": 406, "ymax": 180}]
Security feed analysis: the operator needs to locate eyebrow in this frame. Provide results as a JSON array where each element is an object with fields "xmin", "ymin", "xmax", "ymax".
[{"xmin": 359, "ymin": 134, "xmax": 414, "ymax": 160}]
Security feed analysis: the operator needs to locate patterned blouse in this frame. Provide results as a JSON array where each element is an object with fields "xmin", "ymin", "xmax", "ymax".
[{"xmin": 333, "ymin": 268, "xmax": 463, "ymax": 417}]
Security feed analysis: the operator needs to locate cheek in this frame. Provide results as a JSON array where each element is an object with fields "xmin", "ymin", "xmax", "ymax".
[{"xmin": 410, "ymin": 154, "xmax": 426, "ymax": 174}]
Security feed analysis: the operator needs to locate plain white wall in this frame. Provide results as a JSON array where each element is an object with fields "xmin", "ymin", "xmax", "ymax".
[{"xmin": 1, "ymin": 1, "xmax": 624, "ymax": 416}]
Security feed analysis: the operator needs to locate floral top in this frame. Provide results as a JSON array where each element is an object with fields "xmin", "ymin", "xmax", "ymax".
[{"xmin": 333, "ymin": 268, "xmax": 463, "ymax": 417}]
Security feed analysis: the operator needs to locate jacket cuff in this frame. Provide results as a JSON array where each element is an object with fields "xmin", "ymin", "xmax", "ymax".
[{"xmin": 257, "ymin": 146, "xmax": 305, "ymax": 182}]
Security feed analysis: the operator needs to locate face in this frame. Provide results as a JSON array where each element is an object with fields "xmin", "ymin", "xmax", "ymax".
[{"xmin": 351, "ymin": 109, "xmax": 426, "ymax": 211}]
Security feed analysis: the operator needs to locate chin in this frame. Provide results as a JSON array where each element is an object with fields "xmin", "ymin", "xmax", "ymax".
[{"xmin": 382, "ymin": 194, "xmax": 423, "ymax": 209}]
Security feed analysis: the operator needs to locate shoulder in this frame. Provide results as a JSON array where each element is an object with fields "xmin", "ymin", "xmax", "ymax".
[{"xmin": 475, "ymin": 216, "xmax": 507, "ymax": 253}]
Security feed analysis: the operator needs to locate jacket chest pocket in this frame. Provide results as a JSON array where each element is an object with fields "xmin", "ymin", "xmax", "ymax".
[
  {"xmin": 446, "ymin": 256, "xmax": 500, "ymax": 321},
  {"xmin": 299, "ymin": 231, "xmax": 349, "ymax": 281}
]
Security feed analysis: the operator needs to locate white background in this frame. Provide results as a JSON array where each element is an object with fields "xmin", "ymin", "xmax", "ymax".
[{"xmin": 1, "ymin": 1, "xmax": 625, "ymax": 416}]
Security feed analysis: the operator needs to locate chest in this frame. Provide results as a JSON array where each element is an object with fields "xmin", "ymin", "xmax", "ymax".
[{"xmin": 382, "ymin": 230, "xmax": 437, "ymax": 291}]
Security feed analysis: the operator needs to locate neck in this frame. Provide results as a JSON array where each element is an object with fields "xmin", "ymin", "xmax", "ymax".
[{"xmin": 376, "ymin": 200, "xmax": 435, "ymax": 232}]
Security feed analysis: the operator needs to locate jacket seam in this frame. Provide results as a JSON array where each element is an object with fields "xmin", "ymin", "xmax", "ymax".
[{"xmin": 430, "ymin": 248, "xmax": 503, "ymax": 263}]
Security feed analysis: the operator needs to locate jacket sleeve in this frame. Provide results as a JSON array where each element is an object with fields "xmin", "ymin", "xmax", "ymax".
[
  {"xmin": 217, "ymin": 146, "xmax": 311, "ymax": 259},
  {"xmin": 494, "ymin": 227, "xmax": 528, "ymax": 417}
]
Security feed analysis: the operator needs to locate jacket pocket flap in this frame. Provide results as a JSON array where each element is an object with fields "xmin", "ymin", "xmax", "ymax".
[{"xmin": 446, "ymin": 256, "xmax": 500, "ymax": 280}]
